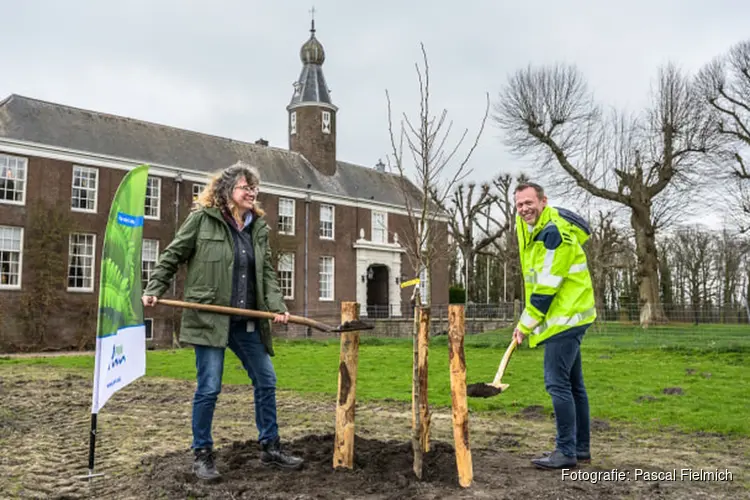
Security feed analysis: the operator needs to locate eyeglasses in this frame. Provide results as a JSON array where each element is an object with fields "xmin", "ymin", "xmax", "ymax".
[{"xmin": 235, "ymin": 184, "xmax": 259, "ymax": 194}]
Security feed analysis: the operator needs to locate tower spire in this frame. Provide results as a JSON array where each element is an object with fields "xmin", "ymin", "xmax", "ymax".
[{"xmin": 287, "ymin": 15, "xmax": 338, "ymax": 176}]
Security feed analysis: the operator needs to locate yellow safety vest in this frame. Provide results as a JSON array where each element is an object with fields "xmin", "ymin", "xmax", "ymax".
[{"xmin": 515, "ymin": 206, "xmax": 597, "ymax": 347}]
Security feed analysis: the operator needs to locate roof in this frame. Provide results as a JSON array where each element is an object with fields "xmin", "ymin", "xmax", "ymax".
[{"xmin": 0, "ymin": 94, "xmax": 433, "ymax": 210}]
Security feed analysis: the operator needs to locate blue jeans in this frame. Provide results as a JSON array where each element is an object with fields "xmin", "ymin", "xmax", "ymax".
[
  {"xmin": 543, "ymin": 327, "xmax": 590, "ymax": 458},
  {"xmin": 191, "ymin": 321, "xmax": 278, "ymax": 450}
]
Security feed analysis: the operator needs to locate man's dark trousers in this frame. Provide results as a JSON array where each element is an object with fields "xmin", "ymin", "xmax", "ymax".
[{"xmin": 542, "ymin": 325, "xmax": 590, "ymax": 458}]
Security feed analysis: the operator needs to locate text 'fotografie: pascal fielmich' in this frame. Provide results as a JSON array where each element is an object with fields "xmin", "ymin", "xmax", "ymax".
[{"xmin": 562, "ymin": 469, "xmax": 733, "ymax": 482}]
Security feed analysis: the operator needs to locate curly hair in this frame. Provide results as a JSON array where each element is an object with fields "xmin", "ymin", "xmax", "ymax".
[{"xmin": 195, "ymin": 161, "xmax": 265, "ymax": 218}]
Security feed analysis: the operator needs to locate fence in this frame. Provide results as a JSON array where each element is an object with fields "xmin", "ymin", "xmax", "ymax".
[{"xmin": 276, "ymin": 300, "xmax": 750, "ymax": 340}]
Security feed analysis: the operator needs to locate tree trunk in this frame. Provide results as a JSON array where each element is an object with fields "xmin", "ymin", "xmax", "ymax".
[
  {"xmin": 417, "ymin": 307, "xmax": 431, "ymax": 453},
  {"xmin": 631, "ymin": 205, "xmax": 667, "ymax": 326}
]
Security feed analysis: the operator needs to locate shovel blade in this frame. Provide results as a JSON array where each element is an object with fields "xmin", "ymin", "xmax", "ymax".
[
  {"xmin": 466, "ymin": 382, "xmax": 508, "ymax": 398},
  {"xmin": 332, "ymin": 319, "xmax": 375, "ymax": 332}
]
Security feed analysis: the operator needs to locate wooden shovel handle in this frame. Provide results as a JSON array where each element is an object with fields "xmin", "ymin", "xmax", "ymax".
[
  {"xmin": 491, "ymin": 337, "xmax": 518, "ymax": 387},
  {"xmin": 156, "ymin": 298, "xmax": 333, "ymax": 332}
]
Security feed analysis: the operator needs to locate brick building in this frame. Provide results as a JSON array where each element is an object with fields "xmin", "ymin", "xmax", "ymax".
[{"xmin": 0, "ymin": 23, "xmax": 449, "ymax": 350}]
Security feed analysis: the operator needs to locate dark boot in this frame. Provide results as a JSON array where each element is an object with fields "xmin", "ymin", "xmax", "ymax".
[
  {"xmin": 531, "ymin": 449, "xmax": 577, "ymax": 469},
  {"xmin": 543, "ymin": 449, "xmax": 591, "ymax": 463},
  {"xmin": 260, "ymin": 437, "xmax": 304, "ymax": 470},
  {"xmin": 193, "ymin": 448, "xmax": 221, "ymax": 481}
]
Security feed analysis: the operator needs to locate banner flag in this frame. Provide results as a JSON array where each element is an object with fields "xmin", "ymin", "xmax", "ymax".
[{"xmin": 91, "ymin": 164, "xmax": 150, "ymax": 414}]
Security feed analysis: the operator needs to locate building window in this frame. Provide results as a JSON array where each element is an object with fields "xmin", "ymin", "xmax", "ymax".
[
  {"xmin": 68, "ymin": 233, "xmax": 96, "ymax": 292},
  {"xmin": 0, "ymin": 225, "xmax": 23, "ymax": 289},
  {"xmin": 0, "ymin": 153, "xmax": 27, "ymax": 205},
  {"xmin": 320, "ymin": 204, "xmax": 334, "ymax": 239},
  {"xmin": 192, "ymin": 182, "xmax": 206, "ymax": 210},
  {"xmin": 278, "ymin": 198, "xmax": 295, "ymax": 235},
  {"xmin": 142, "ymin": 239, "xmax": 159, "ymax": 290},
  {"xmin": 319, "ymin": 256, "xmax": 334, "ymax": 301},
  {"xmin": 322, "ymin": 111, "xmax": 331, "ymax": 134},
  {"xmin": 145, "ymin": 176, "xmax": 161, "ymax": 219},
  {"xmin": 144, "ymin": 318, "xmax": 153, "ymax": 340},
  {"xmin": 372, "ymin": 211, "xmax": 387, "ymax": 243},
  {"xmin": 71, "ymin": 165, "xmax": 98, "ymax": 212},
  {"xmin": 277, "ymin": 252, "xmax": 294, "ymax": 300},
  {"xmin": 290, "ymin": 111, "xmax": 297, "ymax": 135}
]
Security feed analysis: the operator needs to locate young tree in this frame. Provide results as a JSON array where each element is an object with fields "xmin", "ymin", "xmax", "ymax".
[
  {"xmin": 385, "ymin": 42, "xmax": 489, "ymax": 479},
  {"xmin": 494, "ymin": 63, "xmax": 718, "ymax": 325}
]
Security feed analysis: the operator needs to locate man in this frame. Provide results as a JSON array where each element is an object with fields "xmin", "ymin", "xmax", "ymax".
[{"xmin": 512, "ymin": 182, "xmax": 597, "ymax": 470}]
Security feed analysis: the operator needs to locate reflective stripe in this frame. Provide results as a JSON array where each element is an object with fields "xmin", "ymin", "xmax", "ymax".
[
  {"xmin": 534, "ymin": 249, "xmax": 563, "ymax": 287},
  {"xmin": 569, "ymin": 263, "xmax": 587, "ymax": 273},
  {"xmin": 519, "ymin": 310, "xmax": 538, "ymax": 329},
  {"xmin": 537, "ymin": 273, "xmax": 563, "ymax": 287},
  {"xmin": 531, "ymin": 307, "xmax": 596, "ymax": 336},
  {"xmin": 525, "ymin": 262, "xmax": 587, "ymax": 286}
]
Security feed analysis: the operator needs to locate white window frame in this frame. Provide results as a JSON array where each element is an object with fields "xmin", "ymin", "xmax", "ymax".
[
  {"xmin": 371, "ymin": 211, "xmax": 387, "ymax": 243},
  {"xmin": 319, "ymin": 256, "xmax": 334, "ymax": 301},
  {"xmin": 192, "ymin": 182, "xmax": 206, "ymax": 209},
  {"xmin": 320, "ymin": 204, "xmax": 334, "ymax": 240},
  {"xmin": 141, "ymin": 239, "xmax": 159, "ymax": 290},
  {"xmin": 0, "ymin": 225, "xmax": 24, "ymax": 290},
  {"xmin": 144, "ymin": 176, "xmax": 161, "ymax": 220},
  {"xmin": 277, "ymin": 252, "xmax": 295, "ymax": 300},
  {"xmin": 67, "ymin": 233, "xmax": 96, "ymax": 292},
  {"xmin": 278, "ymin": 198, "xmax": 296, "ymax": 235},
  {"xmin": 71, "ymin": 165, "xmax": 99, "ymax": 213},
  {"xmin": 0, "ymin": 153, "xmax": 28, "ymax": 206},
  {"xmin": 322, "ymin": 111, "xmax": 331, "ymax": 134},
  {"xmin": 290, "ymin": 111, "xmax": 297, "ymax": 135}
]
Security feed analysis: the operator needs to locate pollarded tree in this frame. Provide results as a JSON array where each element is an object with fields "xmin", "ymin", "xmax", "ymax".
[{"xmin": 494, "ymin": 63, "xmax": 719, "ymax": 325}]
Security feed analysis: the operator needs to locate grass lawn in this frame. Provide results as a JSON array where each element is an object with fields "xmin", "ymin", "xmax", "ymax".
[{"xmin": 2, "ymin": 322, "xmax": 748, "ymax": 436}]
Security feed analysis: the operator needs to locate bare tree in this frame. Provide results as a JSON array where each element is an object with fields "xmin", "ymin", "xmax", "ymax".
[
  {"xmin": 697, "ymin": 39, "xmax": 750, "ymax": 231},
  {"xmin": 491, "ymin": 173, "xmax": 530, "ymax": 303},
  {"xmin": 584, "ymin": 211, "xmax": 631, "ymax": 312},
  {"xmin": 385, "ymin": 42, "xmax": 489, "ymax": 479},
  {"xmin": 494, "ymin": 63, "xmax": 718, "ymax": 325},
  {"xmin": 440, "ymin": 181, "xmax": 507, "ymax": 300}
]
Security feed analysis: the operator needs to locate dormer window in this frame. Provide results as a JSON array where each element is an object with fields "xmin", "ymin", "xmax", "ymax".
[{"xmin": 322, "ymin": 111, "xmax": 331, "ymax": 134}]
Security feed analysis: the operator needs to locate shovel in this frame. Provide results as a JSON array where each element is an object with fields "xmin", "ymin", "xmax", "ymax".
[
  {"xmin": 156, "ymin": 299, "xmax": 374, "ymax": 333},
  {"xmin": 466, "ymin": 337, "xmax": 518, "ymax": 398}
]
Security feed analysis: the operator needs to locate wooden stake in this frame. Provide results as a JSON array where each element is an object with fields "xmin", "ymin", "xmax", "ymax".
[
  {"xmin": 333, "ymin": 301, "xmax": 360, "ymax": 469},
  {"xmin": 448, "ymin": 304, "xmax": 473, "ymax": 487},
  {"xmin": 411, "ymin": 291, "xmax": 423, "ymax": 479},
  {"xmin": 417, "ymin": 307, "xmax": 431, "ymax": 453}
]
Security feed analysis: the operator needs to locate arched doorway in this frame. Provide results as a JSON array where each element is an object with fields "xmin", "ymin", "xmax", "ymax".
[{"xmin": 366, "ymin": 264, "xmax": 390, "ymax": 318}]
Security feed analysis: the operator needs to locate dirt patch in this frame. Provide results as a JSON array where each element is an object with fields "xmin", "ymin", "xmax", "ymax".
[
  {"xmin": 516, "ymin": 404, "xmax": 550, "ymax": 420},
  {"xmin": 591, "ymin": 418, "xmax": 611, "ymax": 432},
  {"xmin": 635, "ymin": 395, "xmax": 658, "ymax": 403},
  {"xmin": 662, "ymin": 387, "xmax": 684, "ymax": 395},
  {"xmin": 0, "ymin": 364, "xmax": 747, "ymax": 499}
]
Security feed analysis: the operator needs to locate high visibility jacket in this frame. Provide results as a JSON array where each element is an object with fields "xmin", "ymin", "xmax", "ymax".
[{"xmin": 515, "ymin": 206, "xmax": 597, "ymax": 348}]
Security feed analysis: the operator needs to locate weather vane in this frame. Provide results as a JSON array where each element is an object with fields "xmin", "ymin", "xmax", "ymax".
[{"xmin": 309, "ymin": 5, "xmax": 316, "ymax": 32}]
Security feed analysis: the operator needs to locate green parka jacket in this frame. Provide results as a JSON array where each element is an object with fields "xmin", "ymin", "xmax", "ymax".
[{"xmin": 143, "ymin": 206, "xmax": 287, "ymax": 355}]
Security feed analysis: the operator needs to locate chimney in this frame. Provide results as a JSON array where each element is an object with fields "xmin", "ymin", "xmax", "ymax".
[{"xmin": 255, "ymin": 138, "xmax": 269, "ymax": 146}]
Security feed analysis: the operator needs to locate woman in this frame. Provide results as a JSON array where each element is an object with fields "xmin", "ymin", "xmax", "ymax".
[{"xmin": 142, "ymin": 161, "xmax": 304, "ymax": 481}]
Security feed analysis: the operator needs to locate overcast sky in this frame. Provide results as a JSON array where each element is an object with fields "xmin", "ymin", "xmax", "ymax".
[{"xmin": 2, "ymin": 0, "xmax": 749, "ymax": 226}]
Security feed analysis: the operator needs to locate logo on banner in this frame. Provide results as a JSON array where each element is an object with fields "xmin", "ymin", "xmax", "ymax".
[{"xmin": 107, "ymin": 344, "xmax": 127, "ymax": 371}]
